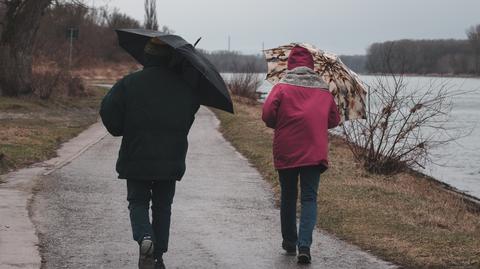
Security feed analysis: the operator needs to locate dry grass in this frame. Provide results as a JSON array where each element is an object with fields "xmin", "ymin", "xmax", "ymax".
[
  {"xmin": 73, "ymin": 62, "xmax": 140, "ymax": 85},
  {"xmin": 212, "ymin": 96, "xmax": 480, "ymax": 269},
  {"xmin": 0, "ymin": 86, "xmax": 108, "ymax": 175}
]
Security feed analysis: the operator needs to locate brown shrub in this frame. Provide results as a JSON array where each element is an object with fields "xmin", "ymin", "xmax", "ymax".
[
  {"xmin": 226, "ymin": 72, "xmax": 262, "ymax": 101},
  {"xmin": 32, "ymin": 63, "xmax": 88, "ymax": 99}
]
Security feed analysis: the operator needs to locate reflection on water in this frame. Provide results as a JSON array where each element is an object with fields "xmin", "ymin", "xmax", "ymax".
[{"xmin": 228, "ymin": 73, "xmax": 480, "ymax": 199}]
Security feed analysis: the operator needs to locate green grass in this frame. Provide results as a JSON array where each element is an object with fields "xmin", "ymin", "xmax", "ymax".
[
  {"xmin": 0, "ymin": 87, "xmax": 108, "ymax": 175},
  {"xmin": 213, "ymin": 96, "xmax": 480, "ymax": 269}
]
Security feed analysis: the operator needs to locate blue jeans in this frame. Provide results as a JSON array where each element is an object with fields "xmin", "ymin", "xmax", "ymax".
[
  {"xmin": 278, "ymin": 165, "xmax": 322, "ymax": 249},
  {"xmin": 127, "ymin": 180, "xmax": 176, "ymax": 259}
]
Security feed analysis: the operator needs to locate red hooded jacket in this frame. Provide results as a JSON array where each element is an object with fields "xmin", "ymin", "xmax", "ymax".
[{"xmin": 262, "ymin": 46, "xmax": 340, "ymax": 170}]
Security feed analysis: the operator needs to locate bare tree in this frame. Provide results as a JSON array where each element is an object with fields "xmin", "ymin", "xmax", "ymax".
[
  {"xmin": 144, "ymin": 0, "xmax": 158, "ymax": 30},
  {"xmin": 0, "ymin": 0, "xmax": 54, "ymax": 96},
  {"xmin": 466, "ymin": 24, "xmax": 480, "ymax": 75},
  {"xmin": 343, "ymin": 51, "xmax": 468, "ymax": 174}
]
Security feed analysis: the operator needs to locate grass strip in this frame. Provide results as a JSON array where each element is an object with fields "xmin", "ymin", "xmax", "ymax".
[{"xmin": 0, "ymin": 87, "xmax": 108, "ymax": 176}]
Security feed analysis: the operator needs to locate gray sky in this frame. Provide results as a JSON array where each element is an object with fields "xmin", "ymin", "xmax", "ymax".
[{"xmin": 95, "ymin": 0, "xmax": 480, "ymax": 55}]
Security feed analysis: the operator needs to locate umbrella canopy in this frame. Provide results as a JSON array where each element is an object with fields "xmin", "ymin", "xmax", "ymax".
[
  {"xmin": 264, "ymin": 43, "xmax": 366, "ymax": 122},
  {"xmin": 115, "ymin": 28, "xmax": 233, "ymax": 113}
]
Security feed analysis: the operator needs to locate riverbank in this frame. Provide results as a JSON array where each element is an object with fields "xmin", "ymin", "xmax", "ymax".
[
  {"xmin": 212, "ymin": 96, "xmax": 480, "ymax": 268},
  {"xmin": 0, "ymin": 86, "xmax": 107, "ymax": 177},
  {"xmin": 358, "ymin": 72, "xmax": 480, "ymax": 79}
]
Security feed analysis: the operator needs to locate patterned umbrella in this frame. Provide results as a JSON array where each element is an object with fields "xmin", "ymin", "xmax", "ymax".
[{"xmin": 264, "ymin": 43, "xmax": 367, "ymax": 122}]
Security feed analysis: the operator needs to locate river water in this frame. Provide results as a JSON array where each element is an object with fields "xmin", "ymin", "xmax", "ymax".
[{"xmin": 234, "ymin": 74, "xmax": 480, "ymax": 199}]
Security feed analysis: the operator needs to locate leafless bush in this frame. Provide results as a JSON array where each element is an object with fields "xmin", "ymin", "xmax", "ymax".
[
  {"xmin": 227, "ymin": 72, "xmax": 262, "ymax": 101},
  {"xmin": 33, "ymin": 65, "xmax": 87, "ymax": 99},
  {"xmin": 32, "ymin": 70, "xmax": 62, "ymax": 99},
  {"xmin": 342, "ymin": 73, "xmax": 467, "ymax": 174},
  {"xmin": 65, "ymin": 74, "xmax": 87, "ymax": 97}
]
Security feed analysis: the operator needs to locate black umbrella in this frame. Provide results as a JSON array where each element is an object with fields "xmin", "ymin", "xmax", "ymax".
[{"xmin": 115, "ymin": 28, "xmax": 233, "ymax": 113}]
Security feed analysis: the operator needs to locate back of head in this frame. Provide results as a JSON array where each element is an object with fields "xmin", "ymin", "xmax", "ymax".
[
  {"xmin": 144, "ymin": 37, "xmax": 173, "ymax": 63},
  {"xmin": 287, "ymin": 45, "xmax": 314, "ymax": 70}
]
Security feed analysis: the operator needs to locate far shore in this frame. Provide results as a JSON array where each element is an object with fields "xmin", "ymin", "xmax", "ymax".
[
  {"xmin": 359, "ymin": 72, "xmax": 480, "ymax": 79},
  {"xmin": 222, "ymin": 71, "xmax": 480, "ymax": 79}
]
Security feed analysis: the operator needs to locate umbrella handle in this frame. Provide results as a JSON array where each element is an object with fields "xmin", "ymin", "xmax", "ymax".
[{"xmin": 194, "ymin": 37, "xmax": 202, "ymax": 48}]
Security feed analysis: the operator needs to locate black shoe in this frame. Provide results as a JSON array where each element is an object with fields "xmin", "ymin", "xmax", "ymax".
[
  {"xmin": 139, "ymin": 235, "xmax": 155, "ymax": 269},
  {"xmin": 297, "ymin": 247, "xmax": 311, "ymax": 264},
  {"xmin": 282, "ymin": 240, "xmax": 296, "ymax": 255},
  {"xmin": 155, "ymin": 258, "xmax": 166, "ymax": 269}
]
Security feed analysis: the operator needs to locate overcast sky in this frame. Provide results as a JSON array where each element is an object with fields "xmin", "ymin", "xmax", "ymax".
[{"xmin": 94, "ymin": 0, "xmax": 480, "ymax": 55}]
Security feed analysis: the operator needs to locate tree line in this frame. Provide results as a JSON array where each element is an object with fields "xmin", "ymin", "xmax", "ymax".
[
  {"xmin": 200, "ymin": 50, "xmax": 266, "ymax": 73},
  {"xmin": 366, "ymin": 26, "xmax": 480, "ymax": 75}
]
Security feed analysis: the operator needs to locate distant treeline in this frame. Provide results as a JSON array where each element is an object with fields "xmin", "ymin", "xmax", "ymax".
[
  {"xmin": 202, "ymin": 52, "xmax": 370, "ymax": 74},
  {"xmin": 339, "ymin": 55, "xmax": 368, "ymax": 74},
  {"xmin": 200, "ymin": 50, "xmax": 266, "ymax": 73},
  {"xmin": 366, "ymin": 37, "xmax": 480, "ymax": 75}
]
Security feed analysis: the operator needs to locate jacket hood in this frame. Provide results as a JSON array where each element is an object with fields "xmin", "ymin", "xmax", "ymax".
[{"xmin": 287, "ymin": 45, "xmax": 314, "ymax": 70}]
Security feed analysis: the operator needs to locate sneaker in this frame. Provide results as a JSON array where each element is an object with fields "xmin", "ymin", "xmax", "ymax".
[
  {"xmin": 155, "ymin": 258, "xmax": 166, "ymax": 269},
  {"xmin": 282, "ymin": 240, "xmax": 296, "ymax": 256},
  {"xmin": 139, "ymin": 235, "xmax": 155, "ymax": 269},
  {"xmin": 297, "ymin": 247, "xmax": 311, "ymax": 264}
]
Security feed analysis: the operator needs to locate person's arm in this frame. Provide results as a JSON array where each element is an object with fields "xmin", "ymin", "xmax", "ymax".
[
  {"xmin": 100, "ymin": 80, "xmax": 126, "ymax": 136},
  {"xmin": 262, "ymin": 85, "xmax": 283, "ymax": 129},
  {"xmin": 328, "ymin": 95, "xmax": 341, "ymax": 129}
]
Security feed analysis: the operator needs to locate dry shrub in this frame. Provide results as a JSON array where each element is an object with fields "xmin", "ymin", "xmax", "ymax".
[
  {"xmin": 227, "ymin": 72, "xmax": 262, "ymax": 101},
  {"xmin": 32, "ymin": 63, "xmax": 88, "ymax": 99},
  {"xmin": 32, "ymin": 70, "xmax": 62, "ymax": 99},
  {"xmin": 65, "ymin": 75, "xmax": 87, "ymax": 97},
  {"xmin": 342, "ymin": 74, "xmax": 468, "ymax": 174}
]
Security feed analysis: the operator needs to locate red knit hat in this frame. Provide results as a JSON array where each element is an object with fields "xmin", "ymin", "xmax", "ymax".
[{"xmin": 287, "ymin": 45, "xmax": 314, "ymax": 70}]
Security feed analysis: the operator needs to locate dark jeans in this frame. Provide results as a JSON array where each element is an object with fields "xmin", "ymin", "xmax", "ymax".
[
  {"xmin": 127, "ymin": 180, "xmax": 176, "ymax": 259},
  {"xmin": 278, "ymin": 165, "xmax": 322, "ymax": 249}
]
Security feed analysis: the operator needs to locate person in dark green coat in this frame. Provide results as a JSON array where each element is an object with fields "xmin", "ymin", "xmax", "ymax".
[{"xmin": 100, "ymin": 38, "xmax": 199, "ymax": 269}]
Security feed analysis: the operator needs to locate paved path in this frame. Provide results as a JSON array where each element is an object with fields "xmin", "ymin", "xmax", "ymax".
[
  {"xmin": 30, "ymin": 108, "xmax": 397, "ymax": 269},
  {"xmin": 0, "ymin": 121, "xmax": 107, "ymax": 269}
]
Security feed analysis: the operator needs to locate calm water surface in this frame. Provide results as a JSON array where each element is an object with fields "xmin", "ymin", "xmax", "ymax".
[{"xmin": 234, "ymin": 74, "xmax": 480, "ymax": 199}]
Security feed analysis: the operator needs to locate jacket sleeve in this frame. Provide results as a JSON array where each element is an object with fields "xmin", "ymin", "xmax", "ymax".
[
  {"xmin": 262, "ymin": 85, "xmax": 282, "ymax": 129},
  {"xmin": 100, "ymin": 80, "xmax": 126, "ymax": 137},
  {"xmin": 328, "ymin": 96, "xmax": 341, "ymax": 129}
]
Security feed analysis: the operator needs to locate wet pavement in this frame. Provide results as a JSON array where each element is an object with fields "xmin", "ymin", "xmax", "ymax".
[{"xmin": 31, "ymin": 108, "xmax": 396, "ymax": 269}]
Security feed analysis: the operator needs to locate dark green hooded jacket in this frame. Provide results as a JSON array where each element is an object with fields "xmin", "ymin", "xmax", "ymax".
[{"xmin": 100, "ymin": 55, "xmax": 200, "ymax": 181}]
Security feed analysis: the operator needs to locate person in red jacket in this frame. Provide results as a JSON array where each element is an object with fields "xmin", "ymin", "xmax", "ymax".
[{"xmin": 262, "ymin": 45, "xmax": 340, "ymax": 264}]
